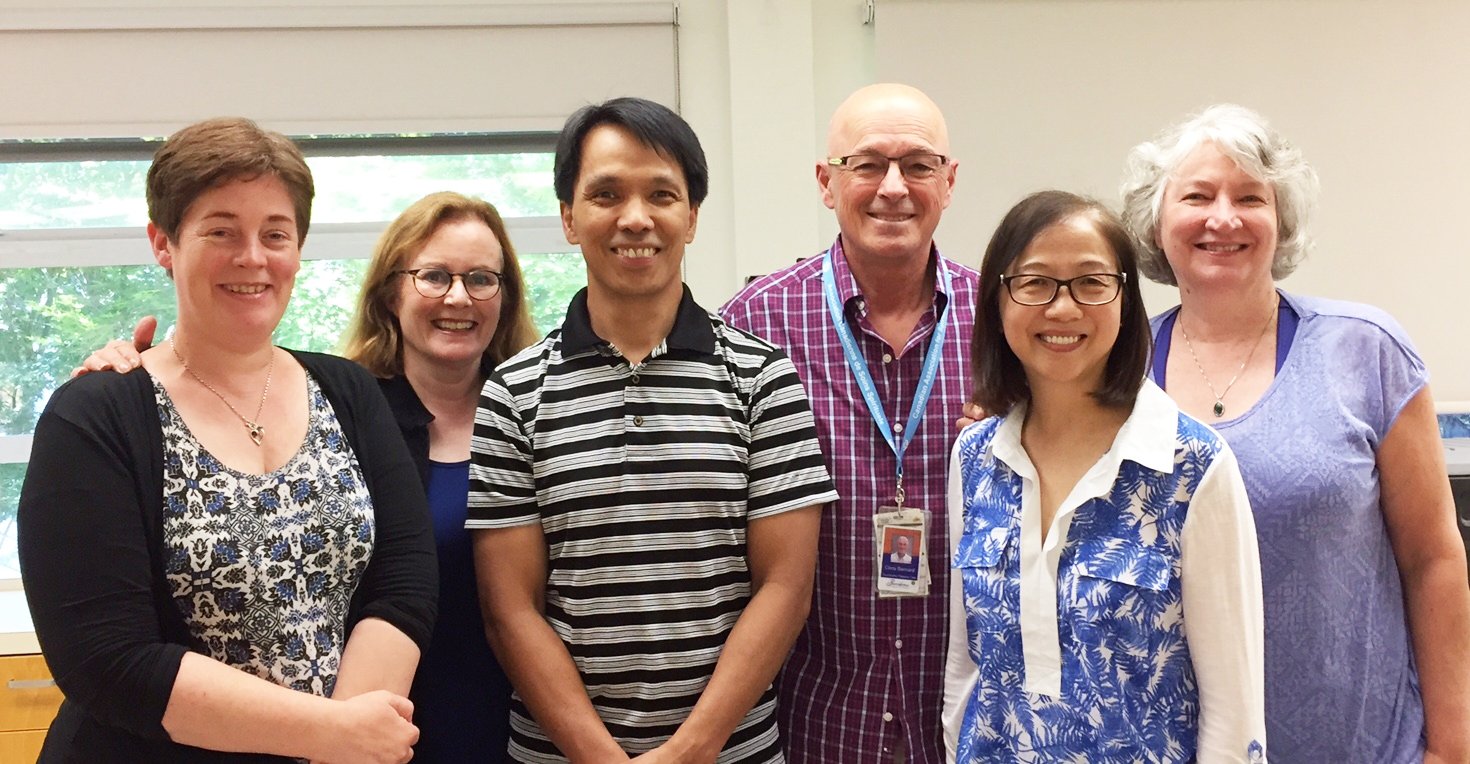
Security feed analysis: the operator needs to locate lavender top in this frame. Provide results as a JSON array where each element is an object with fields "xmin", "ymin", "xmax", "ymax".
[{"xmin": 1150, "ymin": 290, "xmax": 1427, "ymax": 763}]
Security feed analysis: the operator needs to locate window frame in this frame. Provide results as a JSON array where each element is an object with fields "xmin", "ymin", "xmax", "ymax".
[{"xmin": 0, "ymin": 132, "xmax": 572, "ymax": 524}]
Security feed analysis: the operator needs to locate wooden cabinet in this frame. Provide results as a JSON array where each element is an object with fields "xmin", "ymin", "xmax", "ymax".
[
  {"xmin": 0, "ymin": 654, "xmax": 61, "ymax": 762},
  {"xmin": 0, "ymin": 730, "xmax": 48, "ymax": 762}
]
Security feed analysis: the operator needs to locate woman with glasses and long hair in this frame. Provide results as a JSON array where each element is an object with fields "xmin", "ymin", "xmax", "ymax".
[
  {"xmin": 942, "ymin": 191, "xmax": 1265, "ymax": 762},
  {"xmin": 1122, "ymin": 105, "xmax": 1470, "ymax": 763},
  {"xmin": 74, "ymin": 190, "xmax": 540, "ymax": 761},
  {"xmin": 342, "ymin": 191, "xmax": 538, "ymax": 762}
]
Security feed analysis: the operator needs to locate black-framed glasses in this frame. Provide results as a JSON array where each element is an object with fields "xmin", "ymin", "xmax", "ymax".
[
  {"xmin": 826, "ymin": 152, "xmax": 950, "ymax": 182},
  {"xmin": 394, "ymin": 268, "xmax": 503, "ymax": 301},
  {"xmin": 999, "ymin": 272, "xmax": 1126, "ymax": 306}
]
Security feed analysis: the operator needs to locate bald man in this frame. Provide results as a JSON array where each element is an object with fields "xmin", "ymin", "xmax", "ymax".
[{"xmin": 721, "ymin": 84, "xmax": 979, "ymax": 764}]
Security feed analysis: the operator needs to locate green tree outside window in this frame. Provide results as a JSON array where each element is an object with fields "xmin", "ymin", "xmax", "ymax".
[{"xmin": 0, "ymin": 147, "xmax": 590, "ymax": 578}]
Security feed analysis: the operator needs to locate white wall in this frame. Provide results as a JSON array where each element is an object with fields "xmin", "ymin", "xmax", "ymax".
[
  {"xmin": 698, "ymin": 0, "xmax": 875, "ymax": 301},
  {"xmin": 874, "ymin": 0, "xmax": 1470, "ymax": 403},
  {"xmin": 25, "ymin": 1, "xmax": 1461, "ymax": 403}
]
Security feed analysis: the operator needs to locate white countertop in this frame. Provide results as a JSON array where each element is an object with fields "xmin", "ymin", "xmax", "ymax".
[
  {"xmin": 0, "ymin": 588, "xmax": 39, "ymax": 655},
  {"xmin": 1446, "ymin": 438, "xmax": 1470, "ymax": 477}
]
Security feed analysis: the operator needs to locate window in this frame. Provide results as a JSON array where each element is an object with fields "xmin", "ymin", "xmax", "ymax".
[{"xmin": 0, "ymin": 136, "xmax": 588, "ymax": 582}]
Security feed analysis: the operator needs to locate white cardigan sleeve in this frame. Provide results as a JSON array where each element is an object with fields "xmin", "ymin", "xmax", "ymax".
[{"xmin": 1179, "ymin": 442, "xmax": 1268, "ymax": 762}]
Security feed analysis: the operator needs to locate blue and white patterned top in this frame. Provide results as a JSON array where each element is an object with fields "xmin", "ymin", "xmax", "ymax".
[
  {"xmin": 1151, "ymin": 291, "xmax": 1429, "ymax": 763},
  {"xmin": 156, "ymin": 373, "xmax": 376, "ymax": 697},
  {"xmin": 942, "ymin": 381, "xmax": 1265, "ymax": 763}
]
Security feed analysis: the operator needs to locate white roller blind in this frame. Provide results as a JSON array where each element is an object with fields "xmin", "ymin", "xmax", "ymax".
[{"xmin": 0, "ymin": 2, "xmax": 678, "ymax": 139}]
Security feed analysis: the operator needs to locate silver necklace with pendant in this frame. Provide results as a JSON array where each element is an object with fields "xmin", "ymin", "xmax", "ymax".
[
  {"xmin": 1178, "ymin": 297, "xmax": 1277, "ymax": 418},
  {"xmin": 170, "ymin": 337, "xmax": 275, "ymax": 445}
]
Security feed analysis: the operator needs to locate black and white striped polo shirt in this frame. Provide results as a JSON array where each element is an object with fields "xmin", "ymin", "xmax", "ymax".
[{"xmin": 468, "ymin": 286, "xmax": 838, "ymax": 763}]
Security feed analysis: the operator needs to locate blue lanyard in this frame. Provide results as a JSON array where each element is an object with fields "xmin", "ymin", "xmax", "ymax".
[{"xmin": 821, "ymin": 247, "xmax": 952, "ymax": 505}]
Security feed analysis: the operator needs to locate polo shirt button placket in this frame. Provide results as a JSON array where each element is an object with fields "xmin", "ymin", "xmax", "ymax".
[{"xmin": 628, "ymin": 364, "xmax": 642, "ymax": 426}]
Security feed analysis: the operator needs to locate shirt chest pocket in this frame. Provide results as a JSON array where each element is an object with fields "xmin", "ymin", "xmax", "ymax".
[
  {"xmin": 953, "ymin": 526, "xmax": 1017, "ymax": 634},
  {"xmin": 1067, "ymin": 539, "xmax": 1175, "ymax": 647}
]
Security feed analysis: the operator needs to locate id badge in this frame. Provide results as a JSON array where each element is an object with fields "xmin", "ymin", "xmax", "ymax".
[{"xmin": 873, "ymin": 506, "xmax": 930, "ymax": 598}]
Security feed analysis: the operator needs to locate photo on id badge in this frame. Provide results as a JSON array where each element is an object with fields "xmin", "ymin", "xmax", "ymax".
[{"xmin": 880, "ymin": 527, "xmax": 921, "ymax": 582}]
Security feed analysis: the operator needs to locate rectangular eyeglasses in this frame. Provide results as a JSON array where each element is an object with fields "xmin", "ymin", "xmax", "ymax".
[{"xmin": 999, "ymin": 272, "xmax": 1125, "ymax": 306}]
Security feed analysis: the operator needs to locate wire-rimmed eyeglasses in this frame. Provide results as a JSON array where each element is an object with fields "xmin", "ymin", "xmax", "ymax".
[
  {"xmin": 395, "ymin": 268, "xmax": 504, "ymax": 301},
  {"xmin": 999, "ymin": 272, "xmax": 1126, "ymax": 306},
  {"xmin": 826, "ymin": 152, "xmax": 950, "ymax": 182}
]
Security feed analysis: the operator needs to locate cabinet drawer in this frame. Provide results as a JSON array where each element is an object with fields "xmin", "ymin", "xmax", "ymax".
[
  {"xmin": 0, "ymin": 728, "xmax": 47, "ymax": 761},
  {"xmin": 0, "ymin": 655, "xmax": 62, "ymax": 733}
]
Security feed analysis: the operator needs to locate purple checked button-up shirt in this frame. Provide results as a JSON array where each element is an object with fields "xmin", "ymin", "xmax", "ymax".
[{"xmin": 721, "ymin": 238, "xmax": 978, "ymax": 764}]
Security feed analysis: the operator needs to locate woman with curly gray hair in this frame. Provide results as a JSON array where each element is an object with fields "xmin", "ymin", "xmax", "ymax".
[{"xmin": 1122, "ymin": 104, "xmax": 1470, "ymax": 763}]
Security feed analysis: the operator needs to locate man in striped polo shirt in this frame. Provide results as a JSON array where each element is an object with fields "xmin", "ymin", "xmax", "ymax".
[{"xmin": 468, "ymin": 97, "xmax": 838, "ymax": 764}]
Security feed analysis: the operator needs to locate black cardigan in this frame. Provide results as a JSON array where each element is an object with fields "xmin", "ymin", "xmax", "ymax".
[
  {"xmin": 378, "ymin": 374, "xmax": 434, "ymax": 488},
  {"xmin": 19, "ymin": 350, "xmax": 437, "ymax": 762}
]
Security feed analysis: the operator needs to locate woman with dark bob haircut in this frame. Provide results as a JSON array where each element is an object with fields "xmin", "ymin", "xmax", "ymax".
[
  {"xmin": 942, "ymin": 190, "xmax": 1265, "ymax": 762},
  {"xmin": 967, "ymin": 192, "xmax": 1152, "ymax": 415},
  {"xmin": 20, "ymin": 117, "xmax": 436, "ymax": 763}
]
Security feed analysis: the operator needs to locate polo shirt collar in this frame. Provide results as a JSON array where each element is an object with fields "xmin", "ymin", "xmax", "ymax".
[{"xmin": 559, "ymin": 284, "xmax": 716, "ymax": 357}]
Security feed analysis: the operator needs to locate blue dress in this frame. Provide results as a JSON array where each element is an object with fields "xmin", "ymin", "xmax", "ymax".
[{"xmin": 410, "ymin": 459, "xmax": 512, "ymax": 762}]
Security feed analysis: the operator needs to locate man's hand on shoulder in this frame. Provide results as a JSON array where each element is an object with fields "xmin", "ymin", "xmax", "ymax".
[
  {"xmin": 955, "ymin": 402, "xmax": 986, "ymax": 432},
  {"xmin": 69, "ymin": 316, "xmax": 157, "ymax": 377}
]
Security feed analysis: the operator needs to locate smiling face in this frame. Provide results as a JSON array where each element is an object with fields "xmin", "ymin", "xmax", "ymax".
[
  {"xmin": 893, "ymin": 534, "xmax": 911, "ymax": 557},
  {"xmin": 819, "ymin": 85, "xmax": 956, "ymax": 270},
  {"xmin": 1001, "ymin": 215, "xmax": 1123, "ymax": 397},
  {"xmin": 393, "ymin": 216, "xmax": 505, "ymax": 377},
  {"xmin": 560, "ymin": 123, "xmax": 698, "ymax": 307},
  {"xmin": 151, "ymin": 174, "xmax": 300, "ymax": 346},
  {"xmin": 1157, "ymin": 141, "xmax": 1279, "ymax": 295}
]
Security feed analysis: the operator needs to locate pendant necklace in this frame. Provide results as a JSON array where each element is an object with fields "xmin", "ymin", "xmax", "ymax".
[
  {"xmin": 1179, "ymin": 296, "xmax": 1277, "ymax": 418},
  {"xmin": 170, "ymin": 337, "xmax": 275, "ymax": 446}
]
